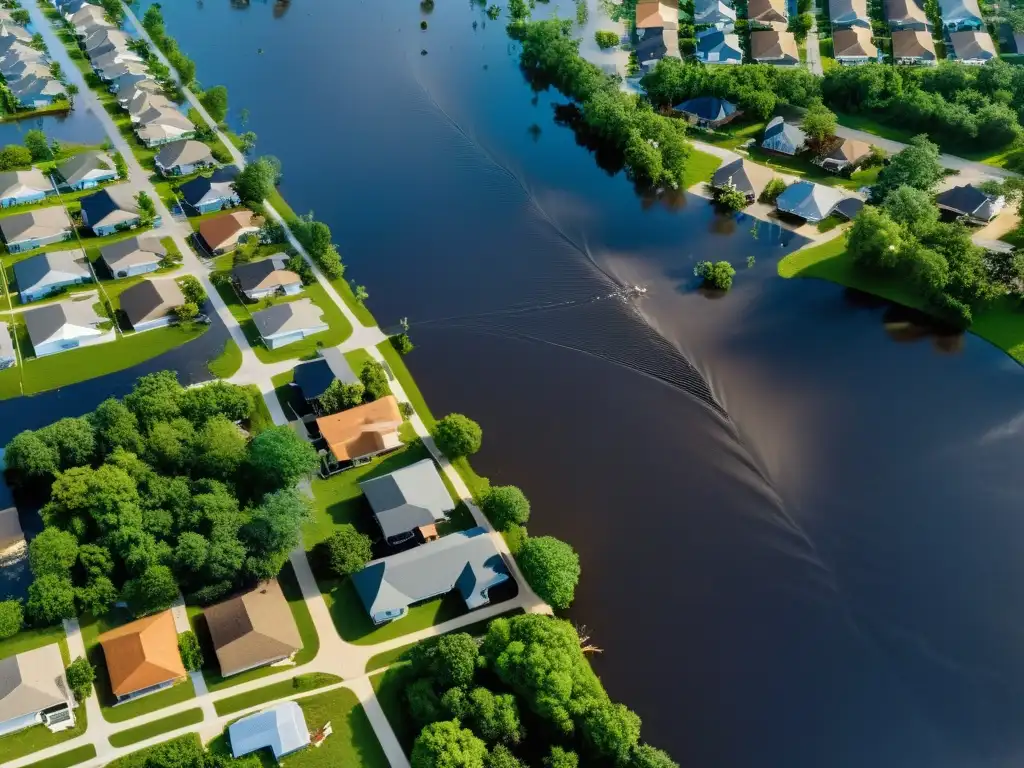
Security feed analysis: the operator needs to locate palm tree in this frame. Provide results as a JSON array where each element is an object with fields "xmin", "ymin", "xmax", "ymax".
[{"xmin": 65, "ymin": 84, "xmax": 79, "ymax": 108}]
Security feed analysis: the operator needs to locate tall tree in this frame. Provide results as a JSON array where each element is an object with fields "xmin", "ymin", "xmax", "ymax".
[
  {"xmin": 233, "ymin": 157, "xmax": 279, "ymax": 204},
  {"xmin": 4, "ymin": 430, "xmax": 58, "ymax": 486},
  {"xmin": 872, "ymin": 135, "xmax": 944, "ymax": 200},
  {"xmin": 432, "ymin": 414, "xmax": 483, "ymax": 459},
  {"xmin": 481, "ymin": 486, "xmax": 530, "ymax": 531},
  {"xmin": 582, "ymin": 703, "xmax": 642, "ymax": 765},
  {"xmin": 124, "ymin": 371, "xmax": 183, "ymax": 429},
  {"xmin": 246, "ymin": 426, "xmax": 320, "ymax": 492},
  {"xmin": 192, "ymin": 416, "xmax": 247, "ymax": 480},
  {"xmin": 411, "ymin": 720, "xmax": 488, "ymax": 768},
  {"xmin": 37, "ymin": 417, "xmax": 95, "ymax": 470},
  {"xmin": 26, "ymin": 574, "xmax": 77, "ymax": 625},
  {"xmin": 323, "ymin": 525, "xmax": 372, "ymax": 576},
  {"xmin": 200, "ymin": 85, "xmax": 229, "ymax": 123},
  {"xmin": 517, "ymin": 536, "xmax": 580, "ymax": 610},
  {"xmin": 121, "ymin": 564, "xmax": 179, "ymax": 617},
  {"xmin": 29, "ymin": 528, "xmax": 79, "ymax": 578},
  {"xmin": 91, "ymin": 398, "xmax": 144, "ymax": 456}
]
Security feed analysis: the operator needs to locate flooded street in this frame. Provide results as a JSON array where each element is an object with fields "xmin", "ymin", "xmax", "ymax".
[{"xmin": 3, "ymin": 0, "xmax": 1023, "ymax": 765}]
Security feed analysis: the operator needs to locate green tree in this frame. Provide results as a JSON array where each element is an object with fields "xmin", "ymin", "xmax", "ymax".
[
  {"xmin": 122, "ymin": 564, "xmax": 179, "ymax": 617},
  {"xmin": 629, "ymin": 744, "xmax": 679, "ymax": 768},
  {"xmin": 0, "ymin": 599, "xmax": 23, "ymax": 639},
  {"xmin": 594, "ymin": 30, "xmax": 619, "ymax": 49},
  {"xmin": 178, "ymin": 274, "xmax": 207, "ymax": 306},
  {"xmin": 10, "ymin": 9, "xmax": 29, "ymax": 24},
  {"xmin": 759, "ymin": 178, "xmax": 787, "ymax": 204},
  {"xmin": 432, "ymin": 414, "xmax": 482, "ymax": 459},
  {"xmin": 583, "ymin": 702, "xmax": 641, "ymax": 765},
  {"xmin": 100, "ymin": 0, "xmax": 124, "ymax": 24},
  {"xmin": 4, "ymin": 430, "xmax": 59, "ymax": 486},
  {"xmin": 246, "ymin": 426, "xmax": 320, "ymax": 492},
  {"xmin": 112, "ymin": 151, "xmax": 128, "ymax": 179},
  {"xmin": 545, "ymin": 747, "xmax": 579, "ymax": 768},
  {"xmin": 354, "ymin": 285, "xmax": 369, "ymax": 304},
  {"xmin": 178, "ymin": 630, "xmax": 204, "ymax": 671},
  {"xmin": 174, "ymin": 303, "xmax": 199, "ymax": 323},
  {"xmin": 29, "ymin": 528, "xmax": 79, "ymax": 578},
  {"xmin": 173, "ymin": 532, "xmax": 210, "ymax": 575},
  {"xmin": 234, "ymin": 157, "xmax": 278, "ymax": 204},
  {"xmin": 146, "ymin": 419, "xmax": 196, "ymax": 474},
  {"xmin": 847, "ymin": 207, "xmax": 908, "ymax": 273},
  {"xmin": 488, "ymin": 745, "xmax": 525, "ymax": 768},
  {"xmin": 125, "ymin": 371, "xmax": 183, "ymax": 429},
  {"xmin": 37, "ymin": 417, "xmax": 95, "ymax": 470},
  {"xmin": 411, "ymin": 720, "xmax": 488, "ymax": 768},
  {"xmin": 481, "ymin": 486, "xmax": 530, "ymax": 531},
  {"xmin": 65, "ymin": 83, "xmax": 80, "ymax": 108},
  {"xmin": 881, "ymin": 185, "xmax": 939, "ymax": 237},
  {"xmin": 193, "ymin": 416, "xmax": 247, "ymax": 480},
  {"xmin": 179, "ymin": 380, "xmax": 253, "ymax": 425},
  {"xmin": 23, "ymin": 129, "xmax": 50, "ymax": 161},
  {"xmin": 465, "ymin": 687, "xmax": 523, "ymax": 745},
  {"xmin": 201, "ymin": 85, "xmax": 229, "ymax": 123},
  {"xmin": 136, "ymin": 191, "xmax": 157, "ymax": 223},
  {"xmin": 323, "ymin": 525, "xmax": 373, "ymax": 577},
  {"xmin": 318, "ymin": 380, "xmax": 365, "ymax": 415},
  {"xmin": 359, "ymin": 360, "xmax": 390, "ymax": 401},
  {"xmin": 694, "ymin": 260, "xmax": 736, "ymax": 291},
  {"xmin": 391, "ymin": 333, "xmax": 414, "ymax": 355},
  {"xmin": 78, "ymin": 544, "xmax": 114, "ymax": 580},
  {"xmin": 408, "ymin": 632, "xmax": 480, "ymax": 689},
  {"xmin": 242, "ymin": 488, "xmax": 311, "ymax": 558},
  {"xmin": 75, "ymin": 575, "xmax": 118, "ymax": 616},
  {"xmin": 801, "ymin": 102, "xmax": 837, "ymax": 144},
  {"xmin": 238, "ymin": 131, "xmax": 258, "ymax": 154},
  {"xmin": 517, "ymin": 537, "xmax": 580, "ymax": 611},
  {"xmin": 0, "ymin": 145, "xmax": 32, "ymax": 171},
  {"xmin": 787, "ymin": 12, "xmax": 814, "ymax": 41},
  {"xmin": 872, "ymin": 135, "xmax": 944, "ymax": 200},
  {"xmin": 27, "ymin": 574, "xmax": 77, "ymax": 625},
  {"xmin": 91, "ymin": 398, "xmax": 144, "ymax": 456},
  {"xmin": 714, "ymin": 186, "xmax": 748, "ymax": 211},
  {"xmin": 65, "ymin": 657, "xmax": 95, "ymax": 703}
]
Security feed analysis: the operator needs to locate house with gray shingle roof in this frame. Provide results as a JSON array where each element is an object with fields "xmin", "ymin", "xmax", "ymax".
[
  {"xmin": 251, "ymin": 298, "xmax": 328, "ymax": 349},
  {"xmin": 80, "ymin": 186, "xmax": 150, "ymax": 236},
  {"xmin": 712, "ymin": 157, "xmax": 775, "ymax": 202},
  {"xmin": 886, "ymin": 0, "xmax": 931, "ymax": 29},
  {"xmin": 892, "ymin": 29, "xmax": 938, "ymax": 64},
  {"xmin": 775, "ymin": 181, "xmax": 846, "ymax": 222},
  {"xmin": 135, "ymin": 108, "xmax": 195, "ymax": 147},
  {"xmin": 938, "ymin": 0, "xmax": 982, "ymax": 30},
  {"xmin": 696, "ymin": 28, "xmax": 743, "ymax": 64},
  {"xmin": 7, "ymin": 73, "xmax": 64, "ymax": 108},
  {"xmin": 360, "ymin": 459, "xmax": 457, "ymax": 545},
  {"xmin": 352, "ymin": 526, "xmax": 511, "ymax": 625},
  {"xmin": 761, "ymin": 116, "xmax": 806, "ymax": 155},
  {"xmin": 14, "ymin": 249, "xmax": 91, "ymax": 303},
  {"xmin": 0, "ymin": 207, "xmax": 73, "ymax": 253},
  {"xmin": 948, "ymin": 29, "xmax": 996, "ymax": 64},
  {"xmin": 0, "ymin": 644, "xmax": 75, "ymax": 737},
  {"xmin": 23, "ymin": 298, "xmax": 111, "ymax": 357},
  {"xmin": 56, "ymin": 151, "xmax": 117, "ymax": 191},
  {"xmin": 0, "ymin": 169, "xmax": 51, "ymax": 208},
  {"xmin": 99, "ymin": 235, "xmax": 166, "ymax": 278},
  {"xmin": 179, "ymin": 166, "xmax": 241, "ymax": 214},
  {"xmin": 154, "ymin": 140, "xmax": 215, "ymax": 177},
  {"xmin": 830, "ymin": 0, "xmax": 871, "ymax": 28},
  {"xmin": 118, "ymin": 278, "xmax": 185, "ymax": 332}
]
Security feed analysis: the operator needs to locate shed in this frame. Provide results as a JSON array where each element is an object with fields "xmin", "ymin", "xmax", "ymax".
[{"xmin": 229, "ymin": 702, "xmax": 310, "ymax": 761}]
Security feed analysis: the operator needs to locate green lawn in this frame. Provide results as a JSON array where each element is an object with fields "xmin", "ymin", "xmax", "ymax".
[
  {"xmin": 20, "ymin": 744, "xmax": 97, "ymax": 768},
  {"xmin": 78, "ymin": 610, "xmax": 197, "ymax": 723},
  {"xmin": 104, "ymin": 734, "xmax": 202, "ymax": 768},
  {"xmin": 778, "ymin": 237, "xmax": 1024, "ymax": 364},
  {"xmin": 0, "ymin": 623, "xmax": 68, "ymax": 661},
  {"xmin": 212, "ymin": 673, "xmax": 342, "ymax": 717},
  {"xmin": 271, "ymin": 368, "xmax": 302, "ymax": 419},
  {"xmin": 207, "ymin": 338, "xmax": 242, "ymax": 378},
  {"xmin": 700, "ymin": 120, "xmax": 768, "ymax": 150},
  {"xmin": 107, "ymin": 708, "xmax": 204, "ymax": 748},
  {"xmin": 681, "ymin": 148, "xmax": 722, "ymax": 188},
  {"xmin": 188, "ymin": 562, "xmax": 320, "ymax": 692},
  {"xmin": 343, "ymin": 348, "xmax": 375, "ymax": 379},
  {"xmin": 371, "ymin": 666, "xmax": 417, "ymax": 755},
  {"xmin": 329, "ymin": 277, "xmax": 377, "ymax": 326},
  {"xmin": 743, "ymin": 144, "xmax": 880, "ymax": 191},
  {"xmin": 0, "ymin": 705, "xmax": 87, "ymax": 762}
]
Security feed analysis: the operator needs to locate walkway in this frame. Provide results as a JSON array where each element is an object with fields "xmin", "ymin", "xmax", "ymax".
[{"xmin": 805, "ymin": 0, "xmax": 823, "ymax": 76}]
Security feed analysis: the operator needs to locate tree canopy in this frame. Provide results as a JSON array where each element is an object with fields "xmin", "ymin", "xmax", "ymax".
[
  {"xmin": 234, "ymin": 157, "xmax": 278, "ymax": 205},
  {"xmin": 515, "ymin": 537, "xmax": 581, "ymax": 611},
  {"xmin": 481, "ymin": 486, "xmax": 530, "ymax": 531},
  {"xmin": 432, "ymin": 414, "xmax": 483, "ymax": 459}
]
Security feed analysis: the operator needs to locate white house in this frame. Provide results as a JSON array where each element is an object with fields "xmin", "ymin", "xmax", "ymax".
[
  {"xmin": 99, "ymin": 235, "xmax": 167, "ymax": 278},
  {"xmin": 232, "ymin": 256, "xmax": 303, "ymax": 301},
  {"xmin": 118, "ymin": 278, "xmax": 185, "ymax": 332},
  {"xmin": 14, "ymin": 249, "xmax": 91, "ymax": 303},
  {"xmin": 0, "ymin": 644, "xmax": 76, "ymax": 737},
  {"xmin": 251, "ymin": 298, "xmax": 328, "ymax": 349},
  {"xmin": 23, "ymin": 299, "xmax": 112, "ymax": 357}
]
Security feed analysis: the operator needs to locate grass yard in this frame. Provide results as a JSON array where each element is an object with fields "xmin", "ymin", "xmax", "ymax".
[
  {"xmin": 371, "ymin": 666, "xmax": 417, "ymax": 755},
  {"xmin": 699, "ymin": 119, "xmax": 767, "ymax": 150},
  {"xmin": 681, "ymin": 148, "xmax": 722, "ymax": 188},
  {"xmin": 0, "ymin": 705, "xmax": 87, "ymax": 762},
  {"xmin": 343, "ymin": 348, "xmax": 375, "ymax": 380},
  {"xmin": 20, "ymin": 744, "xmax": 97, "ymax": 768},
  {"xmin": 107, "ymin": 708, "xmax": 204, "ymax": 748},
  {"xmin": 744, "ymin": 144, "xmax": 880, "ymax": 191},
  {"xmin": 271, "ymin": 369, "xmax": 302, "ymax": 419},
  {"xmin": 0, "ymin": 623, "xmax": 68, "ymax": 661},
  {"xmin": 329, "ymin": 277, "xmax": 377, "ymax": 326},
  {"xmin": 207, "ymin": 338, "xmax": 242, "ymax": 378},
  {"xmin": 188, "ymin": 562, "xmax": 320, "ymax": 693},
  {"xmin": 212, "ymin": 673, "xmax": 342, "ymax": 717},
  {"xmin": 104, "ymin": 734, "xmax": 203, "ymax": 768},
  {"xmin": 778, "ymin": 237, "xmax": 1024, "ymax": 364},
  {"xmin": 79, "ymin": 610, "xmax": 197, "ymax": 723}
]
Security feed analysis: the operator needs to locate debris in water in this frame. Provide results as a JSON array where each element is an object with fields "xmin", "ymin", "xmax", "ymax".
[
  {"xmin": 421, "ymin": 49, "xmax": 428, "ymax": 55},
  {"xmin": 420, "ymin": 20, "xmax": 428, "ymax": 29}
]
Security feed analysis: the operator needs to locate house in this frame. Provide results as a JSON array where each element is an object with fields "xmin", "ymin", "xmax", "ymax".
[
  {"xmin": 91, "ymin": 49, "xmax": 144, "ymax": 76},
  {"xmin": 892, "ymin": 29, "xmax": 938, "ymax": 64},
  {"xmin": 0, "ymin": 207, "xmax": 72, "ymax": 253},
  {"xmin": 0, "ymin": 169, "xmax": 51, "ymax": 208},
  {"xmin": 8, "ymin": 74, "xmax": 63, "ymax": 108},
  {"xmin": 135, "ymin": 110, "xmax": 196, "ymax": 147},
  {"xmin": 751, "ymin": 30, "xmax": 799, "ymax": 64},
  {"xmin": 316, "ymin": 395, "xmax": 403, "ymax": 467},
  {"xmin": 711, "ymin": 157, "xmax": 775, "ymax": 202},
  {"xmin": 98, "ymin": 611, "xmax": 187, "ymax": 703},
  {"xmin": 938, "ymin": 0, "xmax": 983, "ymax": 30},
  {"xmin": 0, "ymin": 22, "xmax": 31, "ymax": 45},
  {"xmin": 3, "ymin": 59, "xmax": 50, "ymax": 82},
  {"xmin": 747, "ymin": 0, "xmax": 788, "ymax": 27},
  {"xmin": 775, "ymin": 180, "xmax": 846, "ymax": 222},
  {"xmin": 128, "ymin": 94, "xmax": 179, "ymax": 124},
  {"xmin": 948, "ymin": 30, "xmax": 997, "ymax": 64},
  {"xmin": 814, "ymin": 138, "xmax": 872, "ymax": 172},
  {"xmin": 361, "ymin": 459, "xmax": 457, "ymax": 546},
  {"xmin": 115, "ymin": 77, "xmax": 162, "ymax": 106},
  {"xmin": 352, "ymin": 526, "xmax": 511, "ymax": 625},
  {"xmin": 14, "ymin": 249, "xmax": 91, "ymax": 303},
  {"xmin": 23, "ymin": 299, "xmax": 110, "ymax": 356},
  {"xmin": 229, "ymin": 702, "xmax": 309, "ymax": 761},
  {"xmin": 100, "ymin": 235, "xmax": 167, "ymax": 277},
  {"xmin": 96, "ymin": 60, "xmax": 147, "ymax": 84},
  {"xmin": 935, "ymin": 184, "xmax": 1005, "ymax": 223},
  {"xmin": 251, "ymin": 298, "xmax": 327, "ymax": 349},
  {"xmin": 635, "ymin": 28, "xmax": 680, "ymax": 70},
  {"xmin": 833, "ymin": 27, "xmax": 879, "ymax": 63},
  {"xmin": 119, "ymin": 279, "xmax": 185, "ymax": 331},
  {"xmin": 635, "ymin": 0, "xmax": 679, "ymax": 31},
  {"xmin": 291, "ymin": 347, "xmax": 359, "ymax": 413},
  {"xmin": 695, "ymin": 0, "xmax": 736, "ymax": 28},
  {"xmin": 833, "ymin": 197, "xmax": 865, "ymax": 221},
  {"xmin": 830, "ymin": 0, "xmax": 871, "ymax": 27},
  {"xmin": 154, "ymin": 140, "xmax": 214, "ymax": 177},
  {"xmin": 80, "ymin": 186, "xmax": 145, "ymax": 236},
  {"xmin": 233, "ymin": 255, "xmax": 302, "ymax": 301},
  {"xmin": 204, "ymin": 580, "xmax": 303, "ymax": 678},
  {"xmin": 68, "ymin": 4, "xmax": 106, "ymax": 33},
  {"xmin": 672, "ymin": 96, "xmax": 741, "ymax": 128},
  {"xmin": 198, "ymin": 211, "xmax": 262, "ymax": 255},
  {"xmin": 696, "ymin": 28, "xmax": 743, "ymax": 64},
  {"xmin": 0, "ymin": 321, "xmax": 14, "ymax": 369},
  {"xmin": 0, "ymin": 644, "xmax": 75, "ymax": 737},
  {"xmin": 178, "ymin": 166, "xmax": 241, "ymax": 214},
  {"xmin": 885, "ymin": 0, "xmax": 931, "ymax": 29},
  {"xmin": 82, "ymin": 28, "xmax": 133, "ymax": 59},
  {"xmin": 55, "ymin": 151, "xmax": 117, "ymax": 190},
  {"xmin": 761, "ymin": 116, "xmax": 807, "ymax": 155}
]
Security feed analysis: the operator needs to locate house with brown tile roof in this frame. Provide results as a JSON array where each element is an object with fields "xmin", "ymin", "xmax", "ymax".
[
  {"xmin": 635, "ymin": 0, "xmax": 679, "ymax": 29},
  {"xmin": 747, "ymin": 0, "xmax": 788, "ymax": 27},
  {"xmin": 833, "ymin": 27, "xmax": 878, "ymax": 63},
  {"xmin": 751, "ymin": 30, "xmax": 799, "ymax": 63},
  {"xmin": 892, "ymin": 29, "xmax": 938, "ymax": 64},
  {"xmin": 885, "ymin": 0, "xmax": 930, "ymax": 29},
  {"xmin": 316, "ymin": 395, "xmax": 403, "ymax": 469},
  {"xmin": 198, "ymin": 211, "xmax": 263, "ymax": 255},
  {"xmin": 948, "ymin": 29, "xmax": 997, "ymax": 64},
  {"xmin": 98, "ymin": 611, "xmax": 187, "ymax": 702},
  {"xmin": 813, "ymin": 137, "xmax": 873, "ymax": 173},
  {"xmin": 204, "ymin": 580, "xmax": 302, "ymax": 678}
]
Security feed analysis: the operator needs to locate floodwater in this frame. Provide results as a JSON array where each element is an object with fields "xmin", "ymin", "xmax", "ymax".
[{"xmin": 16, "ymin": 0, "xmax": 1024, "ymax": 765}]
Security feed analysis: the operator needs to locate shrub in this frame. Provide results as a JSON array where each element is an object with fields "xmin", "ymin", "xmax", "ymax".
[
  {"xmin": 400, "ymin": 401, "xmax": 415, "ymax": 418},
  {"xmin": 481, "ymin": 486, "xmax": 531, "ymax": 531},
  {"xmin": 694, "ymin": 260, "xmax": 736, "ymax": 291},
  {"xmin": 432, "ymin": 414, "xmax": 482, "ymax": 459},
  {"xmin": 0, "ymin": 599, "xmax": 23, "ymax": 639},
  {"xmin": 178, "ymin": 630, "xmax": 204, "ymax": 671},
  {"xmin": 517, "ymin": 536, "xmax": 580, "ymax": 610},
  {"xmin": 390, "ymin": 333, "xmax": 414, "ymax": 355},
  {"xmin": 594, "ymin": 30, "xmax": 618, "ymax": 49},
  {"xmin": 714, "ymin": 186, "xmax": 748, "ymax": 211},
  {"xmin": 503, "ymin": 524, "xmax": 528, "ymax": 556},
  {"xmin": 65, "ymin": 657, "xmax": 95, "ymax": 703},
  {"xmin": 323, "ymin": 525, "xmax": 373, "ymax": 577},
  {"xmin": 759, "ymin": 178, "xmax": 787, "ymax": 203}
]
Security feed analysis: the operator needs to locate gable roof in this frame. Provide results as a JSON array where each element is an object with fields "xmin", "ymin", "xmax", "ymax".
[
  {"xmin": 635, "ymin": 0, "xmax": 679, "ymax": 28},
  {"xmin": 0, "ymin": 206, "xmax": 72, "ymax": 244},
  {"xmin": 100, "ymin": 235, "xmax": 167, "ymax": 272},
  {"xmin": 712, "ymin": 157, "xmax": 775, "ymax": 198},
  {"xmin": 635, "ymin": 27, "xmax": 680, "ymax": 63},
  {"xmin": 119, "ymin": 279, "xmax": 184, "ymax": 327},
  {"xmin": 886, "ymin": 0, "xmax": 930, "ymax": 24},
  {"xmin": 748, "ymin": 0, "xmax": 789, "ymax": 22},
  {"xmin": 80, "ymin": 185, "xmax": 140, "ymax": 228},
  {"xmin": 23, "ymin": 299, "xmax": 104, "ymax": 350},
  {"xmin": 352, "ymin": 527, "xmax": 510, "ymax": 620},
  {"xmin": 833, "ymin": 26, "xmax": 878, "ymax": 56},
  {"xmin": 935, "ymin": 184, "xmax": 1004, "ymax": 220},
  {"xmin": 316, "ymin": 395, "xmax": 403, "ymax": 462},
  {"xmin": 360, "ymin": 459, "xmax": 457, "ymax": 541},
  {"xmin": 8, "ymin": 74, "xmax": 63, "ymax": 101},
  {"xmin": 57, "ymin": 151, "xmax": 115, "ymax": 186},
  {"xmin": 751, "ymin": 29, "xmax": 799, "ymax": 61},
  {"xmin": 199, "ymin": 211, "xmax": 261, "ymax": 251},
  {"xmin": 229, "ymin": 702, "xmax": 309, "ymax": 760},
  {"xmin": 204, "ymin": 580, "xmax": 302, "ymax": 678},
  {"xmin": 233, "ymin": 256, "xmax": 301, "ymax": 294},
  {"xmin": 251, "ymin": 298, "xmax": 325, "ymax": 340},
  {"xmin": 695, "ymin": 0, "xmax": 737, "ymax": 23},
  {"xmin": 830, "ymin": 0, "xmax": 870, "ymax": 23},
  {"xmin": 672, "ymin": 96, "xmax": 738, "ymax": 122},
  {"xmin": 98, "ymin": 611, "xmax": 186, "ymax": 697},
  {"xmin": 949, "ymin": 29, "xmax": 996, "ymax": 59},
  {"xmin": 14, "ymin": 249, "xmax": 89, "ymax": 296},
  {"xmin": 697, "ymin": 28, "xmax": 743, "ymax": 58},
  {"xmin": 292, "ymin": 347, "xmax": 359, "ymax": 402},
  {"xmin": 154, "ymin": 140, "xmax": 214, "ymax": 170},
  {"xmin": 775, "ymin": 180, "xmax": 846, "ymax": 222},
  {"xmin": 821, "ymin": 137, "xmax": 872, "ymax": 164},
  {"xmin": 892, "ymin": 29, "xmax": 937, "ymax": 58},
  {"xmin": 0, "ymin": 168, "xmax": 50, "ymax": 200},
  {"xmin": 762, "ymin": 116, "xmax": 807, "ymax": 152},
  {"xmin": 938, "ymin": 0, "xmax": 981, "ymax": 21},
  {"xmin": 179, "ymin": 166, "xmax": 239, "ymax": 207},
  {"xmin": 0, "ymin": 643, "xmax": 71, "ymax": 722}
]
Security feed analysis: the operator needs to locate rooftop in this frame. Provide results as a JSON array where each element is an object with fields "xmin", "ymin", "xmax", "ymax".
[{"xmin": 316, "ymin": 395, "xmax": 403, "ymax": 463}]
